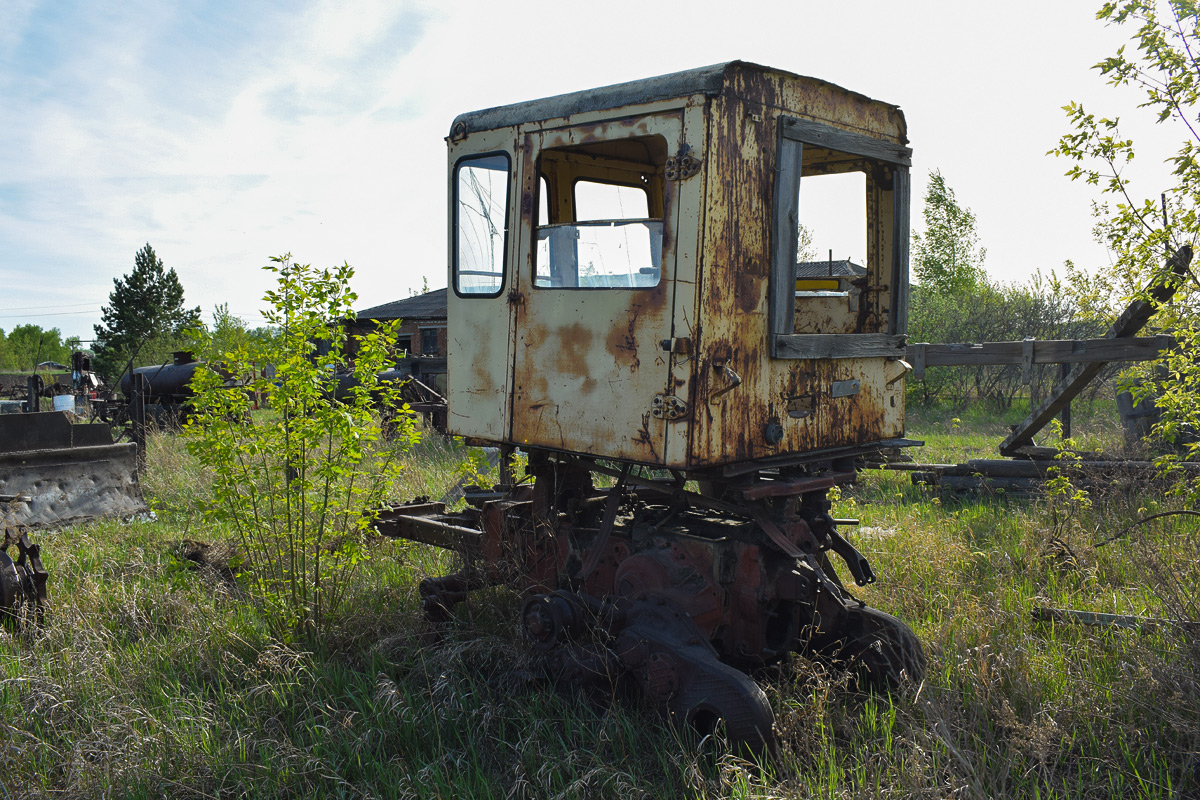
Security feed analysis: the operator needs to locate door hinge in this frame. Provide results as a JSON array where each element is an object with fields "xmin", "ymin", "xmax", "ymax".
[
  {"xmin": 651, "ymin": 393, "xmax": 689, "ymax": 421},
  {"xmin": 665, "ymin": 153, "xmax": 701, "ymax": 181},
  {"xmin": 659, "ymin": 337, "xmax": 692, "ymax": 354}
]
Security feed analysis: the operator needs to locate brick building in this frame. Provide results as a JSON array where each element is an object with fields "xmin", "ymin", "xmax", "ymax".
[{"xmin": 346, "ymin": 288, "xmax": 448, "ymax": 394}]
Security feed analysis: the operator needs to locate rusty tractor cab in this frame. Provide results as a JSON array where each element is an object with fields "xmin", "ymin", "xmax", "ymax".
[{"xmin": 381, "ymin": 61, "xmax": 922, "ymax": 751}]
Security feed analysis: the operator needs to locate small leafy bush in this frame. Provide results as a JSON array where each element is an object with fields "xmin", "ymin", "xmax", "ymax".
[{"xmin": 185, "ymin": 255, "xmax": 417, "ymax": 638}]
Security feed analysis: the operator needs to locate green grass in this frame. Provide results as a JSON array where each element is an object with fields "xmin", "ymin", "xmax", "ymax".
[{"xmin": 2, "ymin": 405, "xmax": 1197, "ymax": 798}]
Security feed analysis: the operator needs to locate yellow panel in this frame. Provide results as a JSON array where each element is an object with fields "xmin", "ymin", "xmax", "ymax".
[{"xmin": 795, "ymin": 279, "xmax": 839, "ymax": 291}]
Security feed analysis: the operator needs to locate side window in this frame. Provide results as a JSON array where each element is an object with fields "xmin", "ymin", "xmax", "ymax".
[
  {"xmin": 454, "ymin": 153, "xmax": 510, "ymax": 296},
  {"xmin": 770, "ymin": 116, "xmax": 910, "ymax": 345},
  {"xmin": 420, "ymin": 327, "xmax": 439, "ymax": 355},
  {"xmin": 791, "ymin": 153, "xmax": 870, "ymax": 334},
  {"xmin": 796, "ymin": 171, "xmax": 866, "ymax": 290},
  {"xmin": 533, "ymin": 135, "xmax": 666, "ymax": 289}
]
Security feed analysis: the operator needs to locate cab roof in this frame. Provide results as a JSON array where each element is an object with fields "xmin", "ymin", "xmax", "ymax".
[{"xmin": 450, "ymin": 60, "xmax": 903, "ymax": 139}]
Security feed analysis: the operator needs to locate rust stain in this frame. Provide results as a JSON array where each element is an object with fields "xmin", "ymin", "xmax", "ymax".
[
  {"xmin": 605, "ymin": 306, "xmax": 643, "ymax": 373},
  {"xmin": 735, "ymin": 273, "xmax": 761, "ymax": 313},
  {"xmin": 632, "ymin": 412, "xmax": 659, "ymax": 461},
  {"xmin": 556, "ymin": 323, "xmax": 593, "ymax": 377},
  {"xmin": 471, "ymin": 359, "xmax": 494, "ymax": 396},
  {"xmin": 466, "ymin": 321, "xmax": 495, "ymax": 396},
  {"xmin": 522, "ymin": 322, "xmax": 548, "ymax": 351}
]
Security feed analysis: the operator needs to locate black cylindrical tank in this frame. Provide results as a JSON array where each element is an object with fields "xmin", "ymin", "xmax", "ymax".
[{"xmin": 119, "ymin": 352, "xmax": 202, "ymax": 403}]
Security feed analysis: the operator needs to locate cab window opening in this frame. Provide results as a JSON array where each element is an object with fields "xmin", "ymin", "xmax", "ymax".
[
  {"xmin": 454, "ymin": 153, "xmax": 510, "ymax": 296},
  {"xmin": 534, "ymin": 134, "xmax": 667, "ymax": 290},
  {"xmin": 792, "ymin": 151, "xmax": 872, "ymax": 334}
]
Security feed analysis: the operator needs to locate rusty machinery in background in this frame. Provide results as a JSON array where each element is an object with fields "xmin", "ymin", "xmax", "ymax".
[
  {"xmin": 109, "ymin": 351, "xmax": 447, "ymax": 432},
  {"xmin": 0, "ymin": 409, "xmax": 135, "ymax": 628},
  {"xmin": 377, "ymin": 62, "xmax": 924, "ymax": 752}
]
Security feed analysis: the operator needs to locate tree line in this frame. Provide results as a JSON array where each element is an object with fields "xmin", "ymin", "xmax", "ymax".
[{"xmin": 0, "ymin": 326, "xmax": 81, "ymax": 373}]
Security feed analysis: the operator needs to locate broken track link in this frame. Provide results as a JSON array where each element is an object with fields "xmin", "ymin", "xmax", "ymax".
[{"xmin": 0, "ymin": 530, "xmax": 49, "ymax": 629}]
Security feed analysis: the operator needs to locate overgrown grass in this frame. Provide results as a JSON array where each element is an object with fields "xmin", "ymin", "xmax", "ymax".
[
  {"xmin": 2, "ymin": 406, "xmax": 1197, "ymax": 798},
  {"xmin": 905, "ymin": 396, "xmax": 1128, "ymax": 463}
]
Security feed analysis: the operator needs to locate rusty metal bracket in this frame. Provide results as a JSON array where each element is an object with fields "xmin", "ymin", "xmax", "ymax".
[
  {"xmin": 651, "ymin": 394, "xmax": 689, "ymax": 420},
  {"xmin": 750, "ymin": 506, "xmax": 853, "ymax": 603},
  {"xmin": 885, "ymin": 359, "xmax": 911, "ymax": 389},
  {"xmin": 0, "ymin": 531, "xmax": 48, "ymax": 629},
  {"xmin": 578, "ymin": 462, "xmax": 631, "ymax": 580},
  {"xmin": 831, "ymin": 379, "xmax": 860, "ymax": 398},
  {"xmin": 659, "ymin": 337, "xmax": 692, "ymax": 355},
  {"xmin": 826, "ymin": 526, "xmax": 876, "ymax": 586}
]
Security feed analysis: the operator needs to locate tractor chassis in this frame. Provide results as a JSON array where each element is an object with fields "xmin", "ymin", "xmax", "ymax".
[{"xmin": 375, "ymin": 450, "xmax": 924, "ymax": 751}]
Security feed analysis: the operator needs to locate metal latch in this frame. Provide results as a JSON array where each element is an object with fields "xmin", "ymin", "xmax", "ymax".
[
  {"xmin": 709, "ymin": 362, "xmax": 742, "ymax": 404},
  {"xmin": 651, "ymin": 393, "xmax": 689, "ymax": 420},
  {"xmin": 885, "ymin": 359, "xmax": 911, "ymax": 388},
  {"xmin": 659, "ymin": 337, "xmax": 692, "ymax": 354}
]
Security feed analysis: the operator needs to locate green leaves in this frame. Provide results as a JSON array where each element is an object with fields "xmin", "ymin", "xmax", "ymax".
[
  {"xmin": 184, "ymin": 255, "xmax": 417, "ymax": 640},
  {"xmin": 1058, "ymin": 2, "xmax": 1200, "ymax": 503},
  {"xmin": 0, "ymin": 324, "xmax": 77, "ymax": 372},
  {"xmin": 910, "ymin": 170, "xmax": 987, "ymax": 296}
]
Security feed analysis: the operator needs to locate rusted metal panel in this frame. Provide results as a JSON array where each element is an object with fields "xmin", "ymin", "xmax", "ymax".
[
  {"xmin": 447, "ymin": 62, "xmax": 908, "ymax": 471},
  {"xmin": 689, "ymin": 84, "xmax": 772, "ymax": 467},
  {"xmin": 0, "ymin": 412, "xmax": 145, "ymax": 527},
  {"xmin": 686, "ymin": 68, "xmax": 907, "ymax": 468},
  {"xmin": 662, "ymin": 99, "xmax": 708, "ymax": 467},
  {"xmin": 449, "ymin": 61, "xmax": 906, "ymax": 144},
  {"xmin": 451, "ymin": 63, "xmax": 729, "ymax": 136}
]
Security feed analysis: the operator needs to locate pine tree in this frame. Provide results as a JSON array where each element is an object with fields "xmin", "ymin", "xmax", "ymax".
[{"xmin": 92, "ymin": 243, "xmax": 201, "ymax": 378}]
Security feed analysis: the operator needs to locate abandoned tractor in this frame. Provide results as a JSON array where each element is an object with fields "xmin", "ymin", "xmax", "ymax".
[{"xmin": 379, "ymin": 61, "xmax": 924, "ymax": 751}]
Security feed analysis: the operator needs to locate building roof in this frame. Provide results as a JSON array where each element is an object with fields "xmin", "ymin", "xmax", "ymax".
[
  {"xmin": 356, "ymin": 288, "xmax": 447, "ymax": 322},
  {"xmin": 795, "ymin": 259, "xmax": 866, "ymax": 279}
]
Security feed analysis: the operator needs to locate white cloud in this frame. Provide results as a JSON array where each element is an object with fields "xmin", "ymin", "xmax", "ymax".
[
  {"xmin": 0, "ymin": 0, "xmax": 40, "ymax": 57},
  {"xmin": 0, "ymin": 0, "xmax": 1186, "ymax": 342}
]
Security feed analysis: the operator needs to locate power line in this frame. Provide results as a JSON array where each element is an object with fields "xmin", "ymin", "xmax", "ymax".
[
  {"xmin": 0, "ymin": 310, "xmax": 101, "ymax": 319},
  {"xmin": 0, "ymin": 302, "xmax": 98, "ymax": 312}
]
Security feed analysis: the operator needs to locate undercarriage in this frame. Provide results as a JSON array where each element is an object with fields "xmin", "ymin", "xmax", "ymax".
[{"xmin": 377, "ymin": 449, "xmax": 925, "ymax": 752}]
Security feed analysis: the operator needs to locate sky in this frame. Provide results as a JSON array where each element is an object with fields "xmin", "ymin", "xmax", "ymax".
[{"xmin": 0, "ymin": 0, "xmax": 1183, "ymax": 343}]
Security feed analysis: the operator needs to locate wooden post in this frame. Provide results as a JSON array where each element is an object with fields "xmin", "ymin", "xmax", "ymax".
[
  {"xmin": 130, "ymin": 372, "xmax": 147, "ymax": 465},
  {"xmin": 1060, "ymin": 362, "xmax": 1071, "ymax": 439},
  {"xmin": 25, "ymin": 375, "xmax": 42, "ymax": 413},
  {"xmin": 1000, "ymin": 245, "xmax": 1191, "ymax": 456}
]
